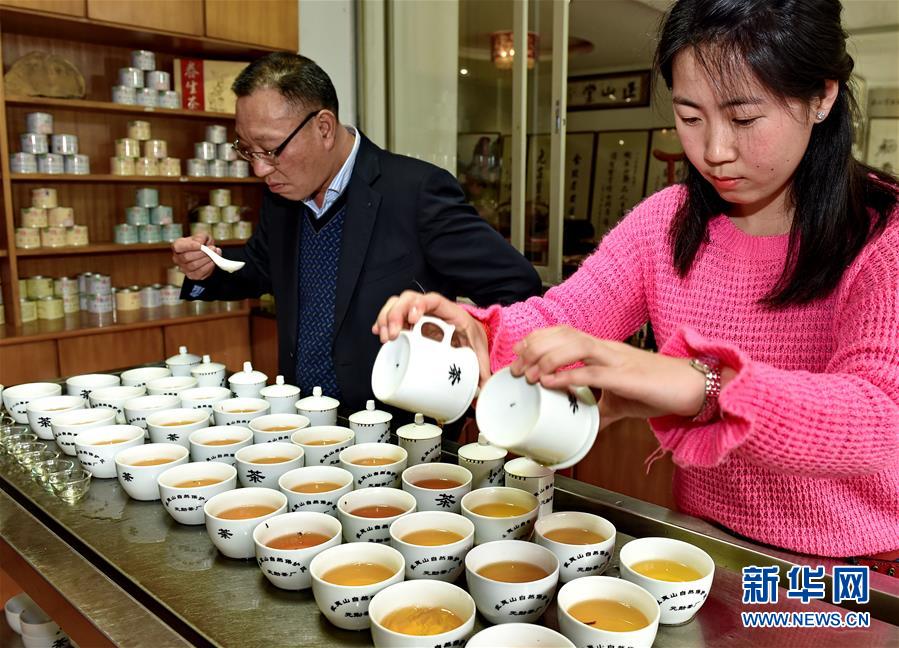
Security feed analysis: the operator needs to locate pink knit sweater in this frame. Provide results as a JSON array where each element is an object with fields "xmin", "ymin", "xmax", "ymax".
[{"xmin": 469, "ymin": 185, "xmax": 899, "ymax": 557}]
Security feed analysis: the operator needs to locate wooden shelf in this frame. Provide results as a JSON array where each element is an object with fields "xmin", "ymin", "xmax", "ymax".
[
  {"xmin": 5, "ymin": 95, "xmax": 235, "ymax": 120},
  {"xmin": 14, "ymin": 240, "xmax": 246, "ymax": 257},
  {"xmin": 10, "ymin": 174, "xmax": 262, "ymax": 184},
  {"xmin": 0, "ymin": 6, "xmax": 282, "ymax": 59},
  {"xmin": 0, "ymin": 300, "xmax": 249, "ymax": 345},
  {"xmin": 0, "ymin": 249, "xmax": 7, "ymax": 258}
]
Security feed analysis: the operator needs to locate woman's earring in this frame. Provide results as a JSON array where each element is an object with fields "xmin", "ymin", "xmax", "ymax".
[{"xmin": 816, "ymin": 110, "xmax": 826, "ymax": 121}]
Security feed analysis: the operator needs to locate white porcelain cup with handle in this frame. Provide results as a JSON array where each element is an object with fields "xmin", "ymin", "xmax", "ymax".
[
  {"xmin": 476, "ymin": 367, "xmax": 600, "ymax": 470},
  {"xmin": 372, "ymin": 315, "xmax": 479, "ymax": 423}
]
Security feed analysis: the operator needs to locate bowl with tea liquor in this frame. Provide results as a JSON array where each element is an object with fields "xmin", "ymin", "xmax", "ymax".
[
  {"xmin": 179, "ymin": 386, "xmax": 232, "ymax": 418},
  {"xmin": 337, "ymin": 486, "xmax": 416, "ymax": 544},
  {"xmin": 189, "ymin": 425, "xmax": 254, "ymax": 465},
  {"xmin": 212, "ymin": 397, "xmax": 270, "ymax": 427},
  {"xmin": 309, "ymin": 541, "xmax": 405, "ymax": 630},
  {"xmin": 3, "ymin": 382, "xmax": 63, "ymax": 424},
  {"xmin": 464, "ymin": 539, "xmax": 560, "ymax": 625},
  {"xmin": 253, "ymin": 511, "xmax": 343, "ymax": 590},
  {"xmin": 400, "ymin": 462, "xmax": 472, "ymax": 514},
  {"xmin": 249, "ymin": 413, "xmax": 310, "ymax": 444},
  {"xmin": 50, "ymin": 407, "xmax": 118, "ymax": 456},
  {"xmin": 157, "ymin": 461, "xmax": 238, "ymax": 525},
  {"xmin": 618, "ymin": 537, "xmax": 715, "ymax": 626},
  {"xmin": 204, "ymin": 486, "xmax": 288, "ymax": 558},
  {"xmin": 466, "ymin": 622, "xmax": 574, "ymax": 647},
  {"xmin": 74, "ymin": 424, "xmax": 144, "ymax": 478},
  {"xmin": 556, "ymin": 575, "xmax": 660, "ymax": 648},
  {"xmin": 88, "ymin": 385, "xmax": 147, "ymax": 423},
  {"xmin": 25, "ymin": 394, "xmax": 83, "ymax": 439},
  {"xmin": 460, "ymin": 486, "xmax": 539, "ymax": 545},
  {"xmin": 235, "ymin": 441, "xmax": 304, "ymax": 488},
  {"xmin": 338, "ymin": 441, "xmax": 408, "ymax": 489},
  {"xmin": 535, "ymin": 511, "xmax": 616, "ymax": 583},
  {"xmin": 291, "ymin": 425, "xmax": 355, "ymax": 466},
  {"xmin": 389, "ymin": 510, "xmax": 474, "ymax": 582},
  {"xmin": 146, "ymin": 408, "xmax": 210, "ymax": 448},
  {"xmin": 278, "ymin": 465, "xmax": 354, "ymax": 516},
  {"xmin": 123, "ymin": 394, "xmax": 181, "ymax": 432},
  {"xmin": 114, "ymin": 442, "xmax": 189, "ymax": 500},
  {"xmin": 369, "ymin": 579, "xmax": 476, "ymax": 647},
  {"xmin": 146, "ymin": 375, "xmax": 198, "ymax": 398}
]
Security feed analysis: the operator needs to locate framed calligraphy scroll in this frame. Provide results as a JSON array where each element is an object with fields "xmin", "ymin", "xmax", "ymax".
[
  {"xmin": 645, "ymin": 127, "xmax": 687, "ymax": 196},
  {"xmin": 591, "ymin": 130, "xmax": 650, "ymax": 237},
  {"xmin": 568, "ymin": 70, "xmax": 651, "ymax": 111}
]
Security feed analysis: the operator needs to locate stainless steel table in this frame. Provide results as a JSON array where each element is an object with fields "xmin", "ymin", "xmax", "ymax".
[{"xmin": 1, "ymin": 440, "xmax": 897, "ymax": 648}]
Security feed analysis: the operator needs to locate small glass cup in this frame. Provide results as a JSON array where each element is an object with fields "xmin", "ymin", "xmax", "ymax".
[
  {"xmin": 50, "ymin": 468, "xmax": 92, "ymax": 503},
  {"xmin": 20, "ymin": 446, "xmax": 60, "ymax": 470},
  {"xmin": 32, "ymin": 458, "xmax": 76, "ymax": 489},
  {"xmin": 0, "ymin": 424, "xmax": 31, "ymax": 453},
  {"xmin": 11, "ymin": 439, "xmax": 42, "ymax": 463}
]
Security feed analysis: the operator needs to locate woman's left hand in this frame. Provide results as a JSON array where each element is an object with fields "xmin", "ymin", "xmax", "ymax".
[{"xmin": 509, "ymin": 326, "xmax": 707, "ymax": 428}]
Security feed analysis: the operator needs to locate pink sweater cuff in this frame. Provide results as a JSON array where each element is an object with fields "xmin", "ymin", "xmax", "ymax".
[
  {"xmin": 462, "ymin": 303, "xmax": 506, "ymax": 372},
  {"xmin": 650, "ymin": 326, "xmax": 754, "ymax": 467}
]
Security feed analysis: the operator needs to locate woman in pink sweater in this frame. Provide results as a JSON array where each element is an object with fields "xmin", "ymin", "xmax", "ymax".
[{"xmin": 375, "ymin": 0, "xmax": 899, "ymax": 563}]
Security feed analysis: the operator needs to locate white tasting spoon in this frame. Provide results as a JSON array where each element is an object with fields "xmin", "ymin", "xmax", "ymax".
[{"xmin": 200, "ymin": 244, "xmax": 246, "ymax": 273}]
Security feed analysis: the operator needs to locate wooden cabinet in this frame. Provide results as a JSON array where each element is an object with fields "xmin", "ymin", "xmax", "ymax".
[
  {"xmin": 205, "ymin": 0, "xmax": 298, "ymax": 51},
  {"xmin": 86, "ymin": 0, "xmax": 203, "ymax": 36},
  {"xmin": 0, "ymin": 0, "xmax": 84, "ymax": 17}
]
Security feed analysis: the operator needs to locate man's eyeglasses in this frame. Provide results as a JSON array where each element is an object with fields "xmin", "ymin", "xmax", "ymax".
[{"xmin": 231, "ymin": 109, "xmax": 322, "ymax": 166}]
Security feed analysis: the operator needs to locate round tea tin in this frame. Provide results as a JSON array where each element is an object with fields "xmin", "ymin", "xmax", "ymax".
[
  {"xmin": 66, "ymin": 225, "xmax": 89, "ymax": 246},
  {"xmin": 134, "ymin": 157, "xmax": 158, "ymax": 176},
  {"xmin": 31, "ymin": 188, "xmax": 58, "ymax": 208},
  {"xmin": 119, "ymin": 67, "xmax": 144, "ymax": 88},
  {"xmin": 37, "ymin": 296, "xmax": 64, "ymax": 320},
  {"xmin": 140, "ymin": 285, "xmax": 162, "ymax": 308},
  {"xmin": 20, "ymin": 207, "xmax": 48, "ymax": 228},
  {"xmin": 161, "ymin": 223, "xmax": 183, "ymax": 242},
  {"xmin": 209, "ymin": 189, "xmax": 231, "ymax": 207},
  {"xmin": 138, "ymin": 224, "xmax": 162, "ymax": 244},
  {"xmin": 197, "ymin": 205, "xmax": 220, "ymax": 223},
  {"xmin": 221, "ymin": 205, "xmax": 241, "ymax": 223},
  {"xmin": 116, "ymin": 288, "xmax": 141, "ymax": 311},
  {"xmin": 234, "ymin": 221, "xmax": 253, "ymax": 239},
  {"xmin": 159, "ymin": 90, "xmax": 180, "ymax": 109},
  {"xmin": 151, "ymin": 205, "xmax": 174, "ymax": 225},
  {"xmin": 114, "ymin": 223, "xmax": 139, "ymax": 245},
  {"xmin": 51, "ymin": 134, "xmax": 78, "ymax": 155},
  {"xmin": 62, "ymin": 293, "xmax": 80, "ymax": 314},
  {"xmin": 229, "ymin": 160, "xmax": 250, "ymax": 178},
  {"xmin": 64, "ymin": 154, "xmax": 91, "ymax": 175},
  {"xmin": 26, "ymin": 276, "xmax": 54, "ymax": 299},
  {"xmin": 15, "ymin": 227, "xmax": 41, "ymax": 249},
  {"xmin": 115, "ymin": 138, "xmax": 140, "ymax": 158},
  {"xmin": 26, "ymin": 112, "xmax": 53, "ymax": 134},
  {"xmin": 20, "ymin": 299, "xmax": 37, "ymax": 323},
  {"xmin": 54, "ymin": 277, "xmax": 79, "ymax": 297},
  {"xmin": 136, "ymin": 187, "xmax": 159, "ymax": 207},
  {"xmin": 217, "ymin": 142, "xmax": 237, "ymax": 161},
  {"xmin": 136, "ymin": 88, "xmax": 157, "ymax": 107},
  {"xmin": 125, "ymin": 206, "xmax": 150, "ymax": 226},
  {"xmin": 159, "ymin": 157, "xmax": 181, "ymax": 176},
  {"xmin": 10, "ymin": 152, "xmax": 37, "ymax": 173},
  {"xmin": 112, "ymin": 85, "xmax": 137, "ymax": 105},
  {"xmin": 160, "ymin": 284, "xmax": 182, "ymax": 306},
  {"xmin": 127, "ymin": 120, "xmax": 152, "ymax": 141},
  {"xmin": 186, "ymin": 159, "xmax": 207, "ymax": 177},
  {"xmin": 110, "ymin": 157, "xmax": 136, "ymax": 175},
  {"xmin": 40, "ymin": 226, "xmax": 67, "ymax": 248},
  {"xmin": 189, "ymin": 222, "xmax": 211, "ymax": 237},
  {"xmin": 205, "ymin": 125, "xmax": 228, "ymax": 144},
  {"xmin": 194, "ymin": 142, "xmax": 216, "ymax": 161},
  {"xmin": 144, "ymin": 139, "xmax": 167, "ymax": 159},
  {"xmin": 208, "ymin": 159, "xmax": 228, "ymax": 177},
  {"xmin": 131, "ymin": 50, "xmax": 156, "ymax": 71},
  {"xmin": 145, "ymin": 70, "xmax": 170, "ymax": 91},
  {"xmin": 37, "ymin": 153, "xmax": 64, "ymax": 174},
  {"xmin": 20, "ymin": 133, "xmax": 48, "ymax": 154},
  {"xmin": 212, "ymin": 222, "xmax": 232, "ymax": 240},
  {"xmin": 88, "ymin": 274, "xmax": 112, "ymax": 295}
]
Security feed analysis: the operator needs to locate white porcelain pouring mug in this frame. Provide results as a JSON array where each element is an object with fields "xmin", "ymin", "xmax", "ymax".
[{"xmin": 371, "ymin": 316, "xmax": 479, "ymax": 423}]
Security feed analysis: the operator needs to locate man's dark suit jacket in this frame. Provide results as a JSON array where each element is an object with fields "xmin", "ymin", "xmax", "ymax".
[{"xmin": 182, "ymin": 134, "xmax": 542, "ymax": 412}]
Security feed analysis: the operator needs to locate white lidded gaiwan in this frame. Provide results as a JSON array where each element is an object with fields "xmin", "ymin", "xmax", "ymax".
[
  {"xmin": 228, "ymin": 361, "xmax": 268, "ymax": 399},
  {"xmin": 295, "ymin": 386, "xmax": 339, "ymax": 426},
  {"xmin": 259, "ymin": 375, "xmax": 301, "ymax": 414},
  {"xmin": 458, "ymin": 433, "xmax": 508, "ymax": 489},
  {"xmin": 166, "ymin": 345, "xmax": 202, "ymax": 377},
  {"xmin": 348, "ymin": 399, "xmax": 392, "ymax": 444},
  {"xmin": 191, "ymin": 354, "xmax": 227, "ymax": 388},
  {"xmin": 396, "ymin": 413, "xmax": 442, "ymax": 466}
]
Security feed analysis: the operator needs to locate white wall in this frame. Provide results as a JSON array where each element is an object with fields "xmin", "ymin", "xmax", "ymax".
[{"xmin": 298, "ymin": 0, "xmax": 357, "ymax": 127}]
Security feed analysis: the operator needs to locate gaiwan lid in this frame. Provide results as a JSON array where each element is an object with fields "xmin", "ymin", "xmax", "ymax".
[
  {"xmin": 228, "ymin": 361, "xmax": 268, "ymax": 385},
  {"xmin": 296, "ymin": 386, "xmax": 339, "ymax": 411},
  {"xmin": 397, "ymin": 413, "xmax": 441, "ymax": 440},
  {"xmin": 260, "ymin": 375, "xmax": 300, "ymax": 398},
  {"xmin": 459, "ymin": 433, "xmax": 508, "ymax": 461},
  {"xmin": 166, "ymin": 345, "xmax": 201, "ymax": 367},
  {"xmin": 348, "ymin": 399, "xmax": 392, "ymax": 425},
  {"xmin": 191, "ymin": 354, "xmax": 226, "ymax": 374}
]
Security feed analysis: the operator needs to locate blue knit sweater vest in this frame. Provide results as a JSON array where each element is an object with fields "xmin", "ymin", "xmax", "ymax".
[{"xmin": 295, "ymin": 198, "xmax": 346, "ymax": 398}]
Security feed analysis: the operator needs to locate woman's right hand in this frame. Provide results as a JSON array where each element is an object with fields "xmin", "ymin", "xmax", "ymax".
[
  {"xmin": 372, "ymin": 291, "xmax": 492, "ymax": 384},
  {"xmin": 171, "ymin": 234, "xmax": 220, "ymax": 280}
]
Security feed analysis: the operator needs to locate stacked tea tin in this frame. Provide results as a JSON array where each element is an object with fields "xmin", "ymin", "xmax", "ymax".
[
  {"xmin": 112, "ymin": 50, "xmax": 180, "ymax": 109},
  {"xmin": 111, "ymin": 119, "xmax": 181, "ymax": 177},
  {"xmin": 14, "ymin": 188, "xmax": 89, "ymax": 250},
  {"xmin": 114, "ymin": 187, "xmax": 182, "ymax": 244},
  {"xmin": 186, "ymin": 124, "xmax": 248, "ymax": 178},
  {"xmin": 18, "ymin": 273, "xmax": 81, "ymax": 320},
  {"xmin": 189, "ymin": 188, "xmax": 252, "ymax": 240},
  {"xmin": 81, "ymin": 271, "xmax": 113, "ymax": 314},
  {"xmin": 10, "ymin": 112, "xmax": 91, "ymax": 175}
]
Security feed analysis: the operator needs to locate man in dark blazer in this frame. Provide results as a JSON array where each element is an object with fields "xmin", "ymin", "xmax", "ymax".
[{"xmin": 172, "ymin": 53, "xmax": 541, "ymax": 414}]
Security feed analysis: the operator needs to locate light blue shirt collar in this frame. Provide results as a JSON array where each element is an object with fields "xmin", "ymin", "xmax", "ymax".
[{"xmin": 303, "ymin": 126, "xmax": 360, "ymax": 218}]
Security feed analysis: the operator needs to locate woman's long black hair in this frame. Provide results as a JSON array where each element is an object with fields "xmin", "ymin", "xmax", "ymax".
[{"xmin": 655, "ymin": 0, "xmax": 897, "ymax": 306}]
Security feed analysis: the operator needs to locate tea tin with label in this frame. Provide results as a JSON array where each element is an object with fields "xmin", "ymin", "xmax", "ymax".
[
  {"xmin": 234, "ymin": 221, "xmax": 253, "ymax": 239},
  {"xmin": 88, "ymin": 274, "xmax": 112, "ymax": 295},
  {"xmin": 48, "ymin": 207, "xmax": 74, "ymax": 227},
  {"xmin": 205, "ymin": 125, "xmax": 228, "ymax": 144},
  {"xmin": 159, "ymin": 91, "xmax": 180, "ymax": 109},
  {"xmin": 186, "ymin": 159, "xmax": 207, "ymax": 177},
  {"xmin": 209, "ymin": 160, "xmax": 228, "ymax": 177},
  {"xmin": 20, "ymin": 207, "xmax": 47, "ymax": 228},
  {"xmin": 145, "ymin": 70, "xmax": 170, "ymax": 91},
  {"xmin": 127, "ymin": 120, "xmax": 151, "ymax": 140},
  {"xmin": 20, "ymin": 299, "xmax": 37, "ymax": 323},
  {"xmin": 20, "ymin": 133, "xmax": 48, "ymax": 154},
  {"xmin": 160, "ymin": 284, "xmax": 181, "ymax": 306},
  {"xmin": 209, "ymin": 189, "xmax": 231, "ymax": 207},
  {"xmin": 114, "ymin": 223, "xmax": 138, "ymax": 244},
  {"xmin": 126, "ymin": 206, "xmax": 150, "ymax": 225},
  {"xmin": 161, "ymin": 223, "xmax": 183, "ymax": 242},
  {"xmin": 62, "ymin": 293, "xmax": 80, "ymax": 314},
  {"xmin": 87, "ymin": 293, "xmax": 113, "ymax": 314},
  {"xmin": 66, "ymin": 225, "xmax": 89, "ymax": 246},
  {"xmin": 37, "ymin": 296, "xmax": 64, "ymax": 320},
  {"xmin": 139, "ymin": 224, "xmax": 162, "ymax": 244},
  {"xmin": 144, "ymin": 139, "xmax": 167, "ymax": 159},
  {"xmin": 212, "ymin": 223, "xmax": 232, "ymax": 240},
  {"xmin": 115, "ymin": 137, "xmax": 140, "ymax": 158},
  {"xmin": 190, "ymin": 222, "xmax": 211, "ymax": 237},
  {"xmin": 136, "ymin": 88, "xmax": 156, "ymax": 107},
  {"xmin": 194, "ymin": 142, "xmax": 216, "ymax": 161},
  {"xmin": 15, "ymin": 227, "xmax": 40, "ymax": 249},
  {"xmin": 111, "ymin": 157, "xmax": 136, "ymax": 175},
  {"xmin": 112, "ymin": 85, "xmax": 137, "ymax": 104},
  {"xmin": 229, "ymin": 160, "xmax": 250, "ymax": 178},
  {"xmin": 197, "ymin": 206, "xmax": 220, "ymax": 223},
  {"xmin": 159, "ymin": 158, "xmax": 181, "ymax": 176},
  {"xmin": 64, "ymin": 154, "xmax": 91, "ymax": 175},
  {"xmin": 135, "ymin": 157, "xmax": 158, "ymax": 176},
  {"xmin": 131, "ymin": 50, "xmax": 155, "ymax": 71},
  {"xmin": 221, "ymin": 205, "xmax": 241, "ymax": 223},
  {"xmin": 217, "ymin": 143, "xmax": 237, "ymax": 161},
  {"xmin": 119, "ymin": 66, "xmax": 144, "ymax": 88},
  {"xmin": 31, "ymin": 188, "xmax": 57, "ymax": 208},
  {"xmin": 26, "ymin": 112, "xmax": 53, "ymax": 134},
  {"xmin": 26, "ymin": 276, "xmax": 53, "ymax": 299},
  {"xmin": 140, "ymin": 285, "xmax": 162, "ymax": 308},
  {"xmin": 37, "ymin": 153, "xmax": 64, "ymax": 174},
  {"xmin": 10, "ymin": 152, "xmax": 37, "ymax": 173},
  {"xmin": 51, "ymin": 134, "xmax": 78, "ymax": 155},
  {"xmin": 54, "ymin": 277, "xmax": 79, "ymax": 297},
  {"xmin": 116, "ymin": 288, "xmax": 141, "ymax": 311},
  {"xmin": 136, "ymin": 187, "xmax": 159, "ymax": 207},
  {"xmin": 151, "ymin": 205, "xmax": 174, "ymax": 225},
  {"xmin": 40, "ymin": 226, "xmax": 67, "ymax": 248}
]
